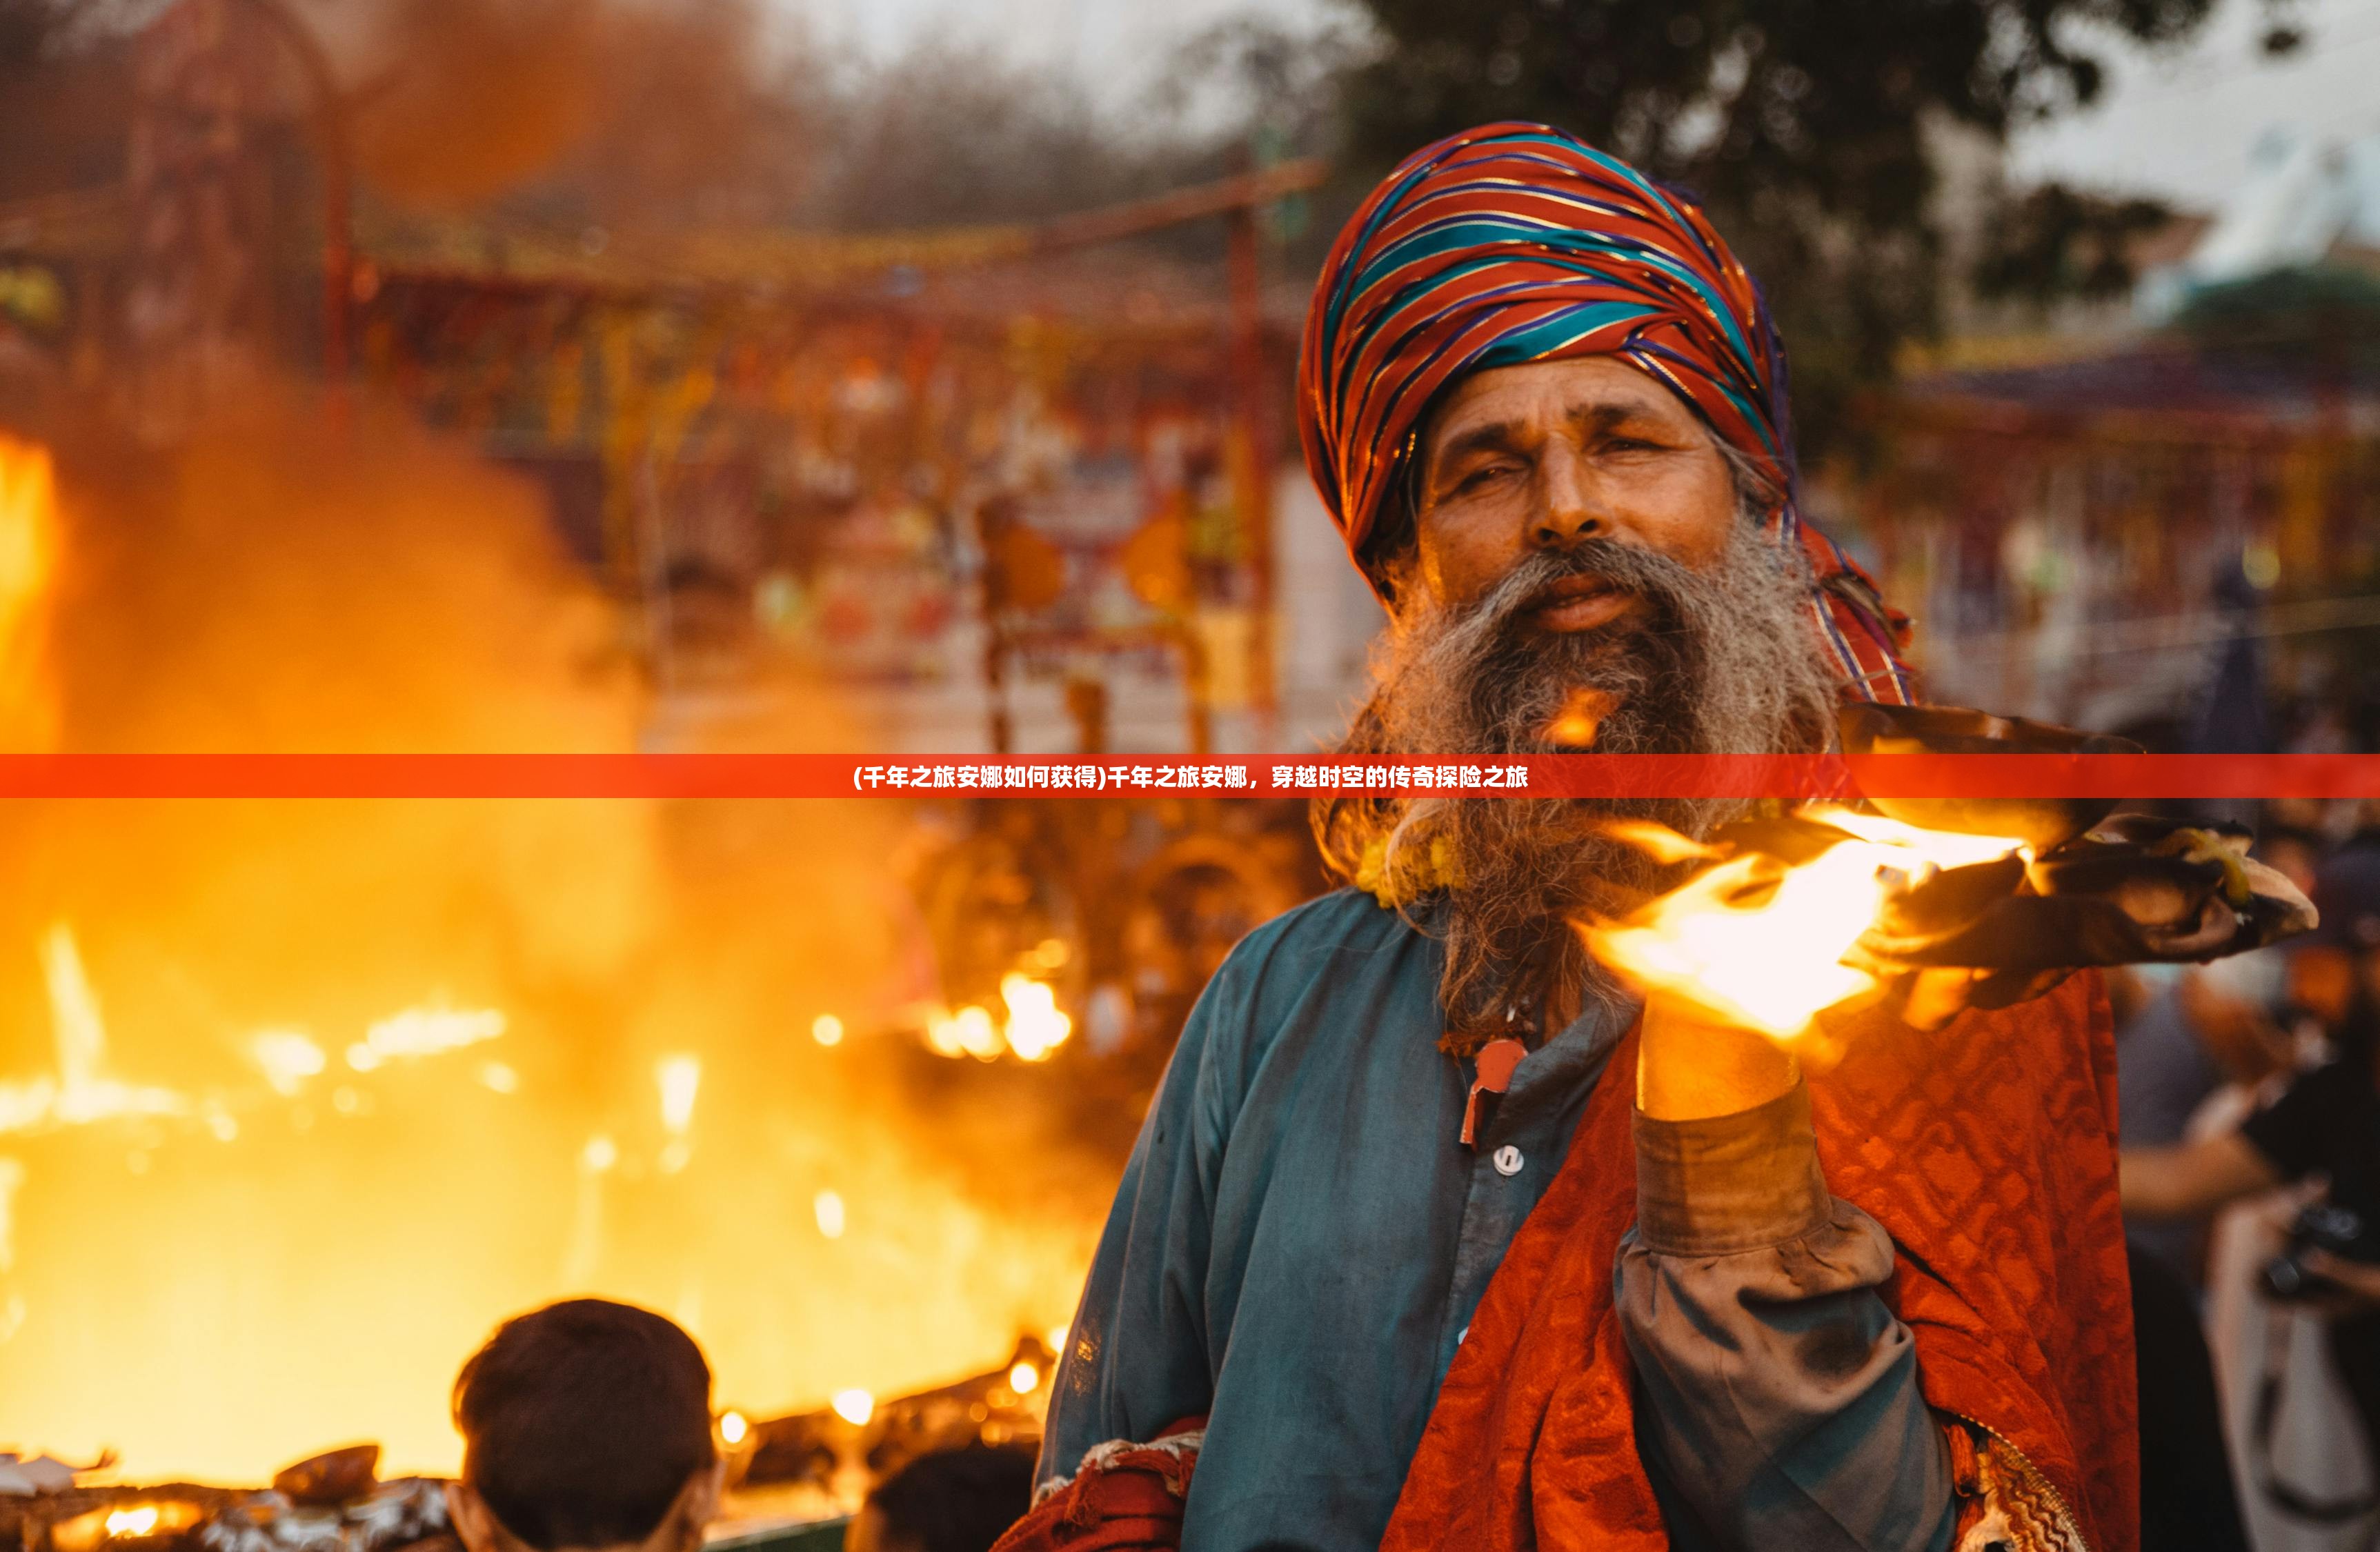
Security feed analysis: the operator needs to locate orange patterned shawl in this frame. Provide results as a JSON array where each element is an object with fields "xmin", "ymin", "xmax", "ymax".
[{"xmin": 1382, "ymin": 972, "xmax": 2138, "ymax": 1551}]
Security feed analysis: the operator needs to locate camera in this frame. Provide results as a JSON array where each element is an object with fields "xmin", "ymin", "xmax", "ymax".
[{"xmin": 2261, "ymin": 1203, "xmax": 2379, "ymax": 1301}]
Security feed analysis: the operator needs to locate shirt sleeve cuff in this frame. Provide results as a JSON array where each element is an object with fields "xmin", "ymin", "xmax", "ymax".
[{"xmin": 1633, "ymin": 1082, "xmax": 1832, "ymax": 1257}]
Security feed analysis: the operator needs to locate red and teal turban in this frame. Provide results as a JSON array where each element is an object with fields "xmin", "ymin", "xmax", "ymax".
[{"xmin": 1296, "ymin": 121, "xmax": 1916, "ymax": 706}]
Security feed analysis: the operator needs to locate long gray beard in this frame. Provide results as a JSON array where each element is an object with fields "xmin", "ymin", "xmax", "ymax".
[{"xmin": 1319, "ymin": 524, "xmax": 1844, "ymax": 1051}]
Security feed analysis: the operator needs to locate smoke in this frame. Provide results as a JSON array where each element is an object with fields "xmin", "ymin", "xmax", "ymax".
[
  {"xmin": 352, "ymin": 0, "xmax": 811, "ymax": 225},
  {"xmin": 346, "ymin": 0, "xmax": 1242, "ymax": 232},
  {"xmin": 352, "ymin": 0, "xmax": 608, "ymax": 211}
]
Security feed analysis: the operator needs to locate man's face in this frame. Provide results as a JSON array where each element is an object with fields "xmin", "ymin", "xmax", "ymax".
[
  {"xmin": 1406, "ymin": 356, "xmax": 1741, "ymax": 621},
  {"xmin": 1336, "ymin": 354, "xmax": 1839, "ymax": 1042}
]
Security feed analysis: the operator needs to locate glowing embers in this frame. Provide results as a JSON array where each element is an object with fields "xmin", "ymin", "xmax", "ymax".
[
  {"xmin": 1583, "ymin": 807, "xmax": 2028, "ymax": 1039},
  {"xmin": 250, "ymin": 1006, "xmax": 510, "ymax": 1097},
  {"xmin": 924, "ymin": 1006, "xmax": 1000, "ymax": 1060},
  {"xmin": 657, "ymin": 1055, "xmax": 701, "ymax": 1133},
  {"xmin": 50, "ymin": 1502, "xmax": 204, "ymax": 1552},
  {"xmin": 920, "ymin": 973, "xmax": 1073, "ymax": 1064},
  {"xmin": 344, "ymin": 1006, "xmax": 507, "ymax": 1072},
  {"xmin": 249, "ymin": 1032, "xmax": 327, "ymax": 1097},
  {"xmin": 655, "ymin": 1055, "xmax": 700, "ymax": 1173},
  {"xmin": 725, "ymin": 1329, "xmax": 1068, "ymax": 1509},
  {"xmin": 0, "ymin": 926, "xmax": 186, "ymax": 1137},
  {"xmin": 998, "ymin": 975, "xmax": 1071, "ymax": 1062}
]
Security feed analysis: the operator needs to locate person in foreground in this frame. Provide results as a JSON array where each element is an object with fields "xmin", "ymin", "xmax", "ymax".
[
  {"xmin": 1020, "ymin": 126, "xmax": 2136, "ymax": 1552},
  {"xmin": 846, "ymin": 1443, "xmax": 1038, "ymax": 1552},
  {"xmin": 446, "ymin": 1299, "xmax": 724, "ymax": 1552}
]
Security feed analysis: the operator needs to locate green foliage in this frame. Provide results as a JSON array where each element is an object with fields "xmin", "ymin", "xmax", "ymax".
[
  {"xmin": 2174, "ymin": 266, "xmax": 2380, "ymax": 366},
  {"xmin": 1334, "ymin": 0, "xmax": 2254, "ymax": 456},
  {"xmin": 1972, "ymin": 182, "xmax": 2171, "ymax": 306}
]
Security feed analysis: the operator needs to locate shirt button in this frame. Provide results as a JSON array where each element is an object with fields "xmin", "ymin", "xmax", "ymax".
[{"xmin": 1492, "ymin": 1144, "xmax": 1524, "ymax": 1177}]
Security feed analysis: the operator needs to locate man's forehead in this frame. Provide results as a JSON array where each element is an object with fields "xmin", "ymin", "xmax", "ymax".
[{"xmin": 1425, "ymin": 357, "xmax": 1689, "ymax": 452}]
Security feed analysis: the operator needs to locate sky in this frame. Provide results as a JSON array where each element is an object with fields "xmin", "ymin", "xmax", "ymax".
[
  {"xmin": 772, "ymin": 0, "xmax": 2380, "ymax": 212},
  {"xmin": 2008, "ymin": 0, "xmax": 2380, "ymax": 207},
  {"xmin": 771, "ymin": 0, "xmax": 1336, "ymax": 90}
]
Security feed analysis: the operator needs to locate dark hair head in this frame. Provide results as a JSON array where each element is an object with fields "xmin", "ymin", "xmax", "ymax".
[
  {"xmin": 864, "ymin": 1444, "xmax": 1036, "ymax": 1552},
  {"xmin": 454, "ymin": 1299, "xmax": 716, "ymax": 1552}
]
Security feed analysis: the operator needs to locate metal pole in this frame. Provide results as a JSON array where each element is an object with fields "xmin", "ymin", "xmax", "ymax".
[
  {"xmin": 220, "ymin": 0, "xmax": 353, "ymax": 382},
  {"xmin": 1224, "ymin": 200, "xmax": 1278, "ymax": 747}
]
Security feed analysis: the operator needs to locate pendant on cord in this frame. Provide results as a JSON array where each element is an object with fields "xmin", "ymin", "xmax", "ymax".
[{"xmin": 1461, "ymin": 1037, "xmax": 1527, "ymax": 1148}]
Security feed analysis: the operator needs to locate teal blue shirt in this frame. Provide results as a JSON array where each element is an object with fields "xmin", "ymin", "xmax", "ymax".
[{"xmin": 1040, "ymin": 890, "xmax": 1955, "ymax": 1552}]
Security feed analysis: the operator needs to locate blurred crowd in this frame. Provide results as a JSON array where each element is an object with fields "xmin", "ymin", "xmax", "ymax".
[{"xmin": 2118, "ymin": 801, "xmax": 2380, "ymax": 1551}]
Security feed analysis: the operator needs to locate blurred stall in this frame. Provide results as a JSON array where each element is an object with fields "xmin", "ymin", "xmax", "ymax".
[
  {"xmin": 0, "ymin": 0, "xmax": 1357, "ymax": 758},
  {"xmin": 1845, "ymin": 290, "xmax": 2380, "ymax": 751}
]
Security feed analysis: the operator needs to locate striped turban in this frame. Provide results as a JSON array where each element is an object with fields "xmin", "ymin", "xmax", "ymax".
[{"xmin": 1297, "ymin": 121, "xmax": 1916, "ymax": 706}]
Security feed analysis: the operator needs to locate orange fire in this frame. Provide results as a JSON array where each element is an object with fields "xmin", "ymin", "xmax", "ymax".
[
  {"xmin": 0, "ymin": 434, "xmax": 57, "ymax": 751},
  {"xmin": 920, "ymin": 970, "xmax": 1074, "ymax": 1063},
  {"xmin": 1585, "ymin": 807, "xmax": 2027, "ymax": 1039},
  {"xmin": 0, "ymin": 926, "xmax": 186, "ymax": 1135},
  {"xmin": 0, "ymin": 418, "xmax": 1100, "ymax": 1486},
  {"xmin": 1543, "ymin": 687, "xmax": 1616, "ymax": 749}
]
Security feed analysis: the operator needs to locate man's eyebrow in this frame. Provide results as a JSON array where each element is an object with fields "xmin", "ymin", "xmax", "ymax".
[
  {"xmin": 1565, "ymin": 399, "xmax": 1667, "ymax": 432},
  {"xmin": 1430, "ymin": 419, "xmax": 1526, "ymax": 470}
]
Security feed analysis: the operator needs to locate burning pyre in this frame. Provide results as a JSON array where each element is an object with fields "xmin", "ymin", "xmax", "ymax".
[
  {"xmin": 0, "ymin": 1324, "xmax": 1062, "ymax": 1552},
  {"xmin": 0, "ymin": 422, "xmax": 1107, "ymax": 1489},
  {"xmin": 3, "ymin": 1446, "xmax": 448, "ymax": 1552}
]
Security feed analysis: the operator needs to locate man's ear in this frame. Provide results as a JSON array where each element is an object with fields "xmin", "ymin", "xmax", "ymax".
[
  {"xmin": 445, "ymin": 1481, "xmax": 504, "ymax": 1552},
  {"xmin": 651, "ymin": 1460, "xmax": 726, "ymax": 1552},
  {"xmin": 691, "ymin": 1458, "xmax": 726, "ymax": 1525}
]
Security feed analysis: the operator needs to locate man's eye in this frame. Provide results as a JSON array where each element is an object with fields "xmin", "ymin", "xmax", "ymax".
[{"xmin": 1457, "ymin": 464, "xmax": 1518, "ymax": 492}]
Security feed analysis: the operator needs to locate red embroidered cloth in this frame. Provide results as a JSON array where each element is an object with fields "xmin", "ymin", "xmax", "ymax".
[
  {"xmin": 1382, "ymin": 972, "xmax": 2138, "ymax": 1551},
  {"xmin": 992, "ymin": 1426, "xmax": 1202, "ymax": 1552}
]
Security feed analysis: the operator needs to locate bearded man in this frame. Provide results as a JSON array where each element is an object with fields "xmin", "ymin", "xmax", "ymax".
[{"xmin": 1029, "ymin": 126, "xmax": 2135, "ymax": 1552}]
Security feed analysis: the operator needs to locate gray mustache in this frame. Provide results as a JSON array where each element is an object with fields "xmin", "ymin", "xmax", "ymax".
[{"xmin": 1465, "ymin": 539, "xmax": 1703, "ymax": 640}]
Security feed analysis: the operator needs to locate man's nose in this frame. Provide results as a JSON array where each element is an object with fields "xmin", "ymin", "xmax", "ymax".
[{"xmin": 1529, "ymin": 444, "xmax": 1603, "ymax": 548}]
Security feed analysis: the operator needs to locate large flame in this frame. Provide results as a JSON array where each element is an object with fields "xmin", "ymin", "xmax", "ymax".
[
  {"xmin": 1585, "ymin": 807, "xmax": 2027, "ymax": 1039},
  {"xmin": 0, "ymin": 413, "xmax": 1101, "ymax": 1486}
]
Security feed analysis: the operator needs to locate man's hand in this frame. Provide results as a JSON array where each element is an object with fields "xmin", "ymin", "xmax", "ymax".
[
  {"xmin": 2119, "ymin": 1132, "xmax": 2277, "ymax": 1218},
  {"xmin": 1636, "ymin": 995, "xmax": 1798, "ymax": 1120}
]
